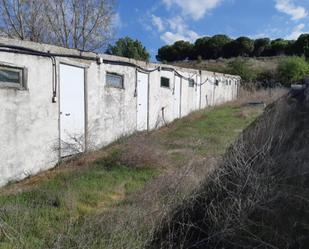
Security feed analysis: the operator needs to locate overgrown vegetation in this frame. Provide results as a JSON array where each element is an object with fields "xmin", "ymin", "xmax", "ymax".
[
  {"xmin": 227, "ymin": 58, "xmax": 258, "ymax": 83},
  {"xmin": 148, "ymin": 89, "xmax": 309, "ymax": 249},
  {"xmin": 0, "ymin": 92, "xmax": 278, "ymax": 249},
  {"xmin": 174, "ymin": 56, "xmax": 309, "ymax": 88},
  {"xmin": 277, "ymin": 56, "xmax": 309, "ymax": 85}
]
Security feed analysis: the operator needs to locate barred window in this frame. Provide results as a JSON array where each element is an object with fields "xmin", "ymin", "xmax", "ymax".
[
  {"xmin": 161, "ymin": 77, "xmax": 170, "ymax": 88},
  {"xmin": 106, "ymin": 73, "xmax": 124, "ymax": 89}
]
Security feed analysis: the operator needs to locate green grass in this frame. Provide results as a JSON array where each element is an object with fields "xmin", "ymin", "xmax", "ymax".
[
  {"xmin": 0, "ymin": 104, "xmax": 262, "ymax": 249},
  {"xmin": 0, "ymin": 157, "xmax": 156, "ymax": 249},
  {"xmin": 161, "ymin": 106, "xmax": 261, "ymax": 157}
]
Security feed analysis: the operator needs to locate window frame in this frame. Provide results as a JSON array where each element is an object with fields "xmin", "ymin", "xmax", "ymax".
[
  {"xmin": 188, "ymin": 78, "xmax": 195, "ymax": 87},
  {"xmin": 105, "ymin": 72, "xmax": 124, "ymax": 89},
  {"xmin": 160, "ymin": 76, "xmax": 170, "ymax": 89},
  {"xmin": 0, "ymin": 64, "xmax": 27, "ymax": 90}
]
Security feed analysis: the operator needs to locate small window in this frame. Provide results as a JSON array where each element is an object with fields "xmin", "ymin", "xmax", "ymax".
[
  {"xmin": 215, "ymin": 79, "xmax": 219, "ymax": 86},
  {"xmin": 189, "ymin": 79, "xmax": 195, "ymax": 87},
  {"xmin": 161, "ymin": 77, "xmax": 170, "ymax": 88},
  {"xmin": 0, "ymin": 65, "xmax": 24, "ymax": 88},
  {"xmin": 106, "ymin": 73, "xmax": 124, "ymax": 89}
]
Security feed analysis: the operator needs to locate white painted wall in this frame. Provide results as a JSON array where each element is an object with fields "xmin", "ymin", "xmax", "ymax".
[
  {"xmin": 0, "ymin": 54, "xmax": 59, "ymax": 186},
  {"xmin": 0, "ymin": 38, "xmax": 240, "ymax": 187}
]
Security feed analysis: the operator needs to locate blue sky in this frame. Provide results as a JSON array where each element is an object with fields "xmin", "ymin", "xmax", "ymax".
[{"xmin": 114, "ymin": 0, "xmax": 309, "ymax": 60}]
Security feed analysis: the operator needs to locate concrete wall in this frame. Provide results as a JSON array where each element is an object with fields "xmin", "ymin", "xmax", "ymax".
[
  {"xmin": 0, "ymin": 38, "xmax": 240, "ymax": 187},
  {"xmin": 0, "ymin": 53, "xmax": 59, "ymax": 186}
]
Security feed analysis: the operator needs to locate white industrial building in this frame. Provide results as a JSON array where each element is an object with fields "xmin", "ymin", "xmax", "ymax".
[{"xmin": 0, "ymin": 38, "xmax": 240, "ymax": 187}]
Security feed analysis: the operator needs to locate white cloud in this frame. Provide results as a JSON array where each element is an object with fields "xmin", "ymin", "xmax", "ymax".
[
  {"xmin": 275, "ymin": 0, "xmax": 307, "ymax": 20},
  {"xmin": 112, "ymin": 13, "xmax": 123, "ymax": 29},
  {"xmin": 159, "ymin": 16, "xmax": 200, "ymax": 44},
  {"xmin": 286, "ymin": 23, "xmax": 307, "ymax": 39},
  {"xmin": 161, "ymin": 30, "xmax": 199, "ymax": 44},
  {"xmin": 151, "ymin": 15, "xmax": 165, "ymax": 32},
  {"xmin": 163, "ymin": 0, "xmax": 222, "ymax": 20}
]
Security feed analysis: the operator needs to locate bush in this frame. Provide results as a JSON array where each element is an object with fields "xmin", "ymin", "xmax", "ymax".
[
  {"xmin": 227, "ymin": 58, "xmax": 257, "ymax": 87},
  {"xmin": 256, "ymin": 69, "xmax": 278, "ymax": 88},
  {"xmin": 277, "ymin": 56, "xmax": 309, "ymax": 86},
  {"xmin": 148, "ymin": 92, "xmax": 309, "ymax": 249}
]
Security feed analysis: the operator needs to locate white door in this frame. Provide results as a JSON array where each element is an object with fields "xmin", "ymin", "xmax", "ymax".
[
  {"xmin": 173, "ymin": 75, "xmax": 181, "ymax": 119},
  {"xmin": 196, "ymin": 75, "xmax": 201, "ymax": 110},
  {"xmin": 60, "ymin": 64, "xmax": 85, "ymax": 157},
  {"xmin": 137, "ymin": 72, "xmax": 148, "ymax": 131}
]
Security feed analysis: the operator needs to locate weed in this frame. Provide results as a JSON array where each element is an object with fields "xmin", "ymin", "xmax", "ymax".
[{"xmin": 0, "ymin": 90, "xmax": 279, "ymax": 249}]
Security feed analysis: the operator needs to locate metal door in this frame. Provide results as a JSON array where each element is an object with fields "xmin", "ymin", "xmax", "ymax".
[
  {"xmin": 173, "ymin": 75, "xmax": 181, "ymax": 119},
  {"xmin": 137, "ymin": 71, "xmax": 148, "ymax": 131},
  {"xmin": 59, "ymin": 64, "xmax": 85, "ymax": 157}
]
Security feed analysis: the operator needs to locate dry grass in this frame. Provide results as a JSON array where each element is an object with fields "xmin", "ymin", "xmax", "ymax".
[
  {"xmin": 232, "ymin": 87, "xmax": 287, "ymax": 106},
  {"xmin": 148, "ymin": 89, "xmax": 309, "ymax": 249},
  {"xmin": 173, "ymin": 56, "xmax": 283, "ymax": 74},
  {"xmin": 0, "ymin": 89, "xmax": 284, "ymax": 249}
]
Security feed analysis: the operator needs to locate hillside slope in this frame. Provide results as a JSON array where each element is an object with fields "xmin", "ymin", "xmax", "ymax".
[
  {"xmin": 172, "ymin": 56, "xmax": 282, "ymax": 74},
  {"xmin": 148, "ymin": 87, "xmax": 309, "ymax": 249}
]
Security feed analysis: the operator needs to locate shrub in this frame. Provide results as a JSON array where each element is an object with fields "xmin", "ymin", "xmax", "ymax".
[
  {"xmin": 277, "ymin": 56, "xmax": 309, "ymax": 86},
  {"xmin": 148, "ymin": 91, "xmax": 309, "ymax": 249},
  {"xmin": 227, "ymin": 58, "xmax": 257, "ymax": 87}
]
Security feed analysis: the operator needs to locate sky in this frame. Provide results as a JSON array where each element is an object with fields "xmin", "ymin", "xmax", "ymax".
[{"xmin": 114, "ymin": 0, "xmax": 309, "ymax": 60}]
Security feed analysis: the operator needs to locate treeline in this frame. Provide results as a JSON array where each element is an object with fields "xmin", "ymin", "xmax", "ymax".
[{"xmin": 156, "ymin": 34, "xmax": 309, "ymax": 62}]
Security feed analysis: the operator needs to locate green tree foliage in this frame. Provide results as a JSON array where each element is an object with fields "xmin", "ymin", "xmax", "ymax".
[
  {"xmin": 172, "ymin": 41, "xmax": 194, "ymax": 60},
  {"xmin": 106, "ymin": 37, "xmax": 150, "ymax": 61},
  {"xmin": 207, "ymin": 34, "xmax": 232, "ymax": 59},
  {"xmin": 157, "ymin": 41, "xmax": 194, "ymax": 61},
  {"xmin": 268, "ymin": 39, "xmax": 290, "ymax": 56},
  {"xmin": 194, "ymin": 36, "xmax": 211, "ymax": 59},
  {"xmin": 227, "ymin": 58, "xmax": 257, "ymax": 83},
  {"xmin": 234, "ymin": 37, "xmax": 254, "ymax": 56},
  {"xmin": 253, "ymin": 38, "xmax": 271, "ymax": 57},
  {"xmin": 277, "ymin": 56, "xmax": 309, "ymax": 86},
  {"xmin": 224, "ymin": 37, "xmax": 254, "ymax": 58},
  {"xmin": 156, "ymin": 45, "xmax": 177, "ymax": 62},
  {"xmin": 156, "ymin": 33, "xmax": 309, "ymax": 62},
  {"xmin": 292, "ymin": 34, "xmax": 309, "ymax": 56}
]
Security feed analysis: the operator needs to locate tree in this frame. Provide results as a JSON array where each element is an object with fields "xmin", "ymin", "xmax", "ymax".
[
  {"xmin": 292, "ymin": 34, "xmax": 309, "ymax": 56},
  {"xmin": 192, "ymin": 34, "xmax": 232, "ymax": 59},
  {"xmin": 268, "ymin": 39, "xmax": 290, "ymax": 56},
  {"xmin": 0, "ymin": 0, "xmax": 46, "ymax": 42},
  {"xmin": 235, "ymin": 37, "xmax": 254, "ymax": 56},
  {"xmin": 277, "ymin": 56, "xmax": 309, "ymax": 86},
  {"xmin": 156, "ymin": 45, "xmax": 176, "ymax": 62},
  {"xmin": 171, "ymin": 40, "xmax": 193, "ymax": 61},
  {"xmin": 0, "ymin": 0, "xmax": 115, "ymax": 51},
  {"xmin": 193, "ymin": 36, "xmax": 211, "ymax": 59},
  {"xmin": 207, "ymin": 34, "xmax": 232, "ymax": 59},
  {"xmin": 223, "ymin": 37, "xmax": 254, "ymax": 58},
  {"xmin": 253, "ymin": 38, "xmax": 271, "ymax": 57},
  {"xmin": 107, "ymin": 37, "xmax": 150, "ymax": 61}
]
